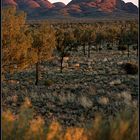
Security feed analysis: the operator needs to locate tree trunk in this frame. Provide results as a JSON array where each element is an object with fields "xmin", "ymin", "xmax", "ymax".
[
  {"xmin": 83, "ymin": 44, "xmax": 86, "ymax": 55},
  {"xmin": 127, "ymin": 44, "xmax": 130, "ymax": 57},
  {"xmin": 98, "ymin": 44, "xmax": 100, "ymax": 52},
  {"xmin": 88, "ymin": 43, "xmax": 91, "ymax": 58},
  {"xmin": 8, "ymin": 64, "xmax": 11, "ymax": 80},
  {"xmin": 35, "ymin": 62, "xmax": 39, "ymax": 85},
  {"xmin": 96, "ymin": 44, "xmax": 98, "ymax": 52},
  {"xmin": 137, "ymin": 46, "xmax": 138, "ymax": 57},
  {"xmin": 60, "ymin": 56, "xmax": 64, "ymax": 73},
  {"xmin": 35, "ymin": 47, "xmax": 40, "ymax": 86}
]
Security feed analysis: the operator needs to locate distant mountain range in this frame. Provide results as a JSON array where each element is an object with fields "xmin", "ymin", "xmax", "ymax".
[{"xmin": 2, "ymin": 0, "xmax": 138, "ymax": 19}]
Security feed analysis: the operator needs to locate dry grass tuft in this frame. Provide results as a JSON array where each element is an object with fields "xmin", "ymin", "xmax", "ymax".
[
  {"xmin": 2, "ymin": 98, "xmax": 138, "ymax": 140},
  {"xmin": 79, "ymin": 96, "xmax": 93, "ymax": 108}
]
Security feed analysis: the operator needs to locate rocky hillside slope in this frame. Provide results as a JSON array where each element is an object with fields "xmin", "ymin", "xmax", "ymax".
[{"xmin": 2, "ymin": 0, "xmax": 138, "ymax": 20}]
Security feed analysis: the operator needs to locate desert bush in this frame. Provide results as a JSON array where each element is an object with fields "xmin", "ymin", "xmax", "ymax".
[
  {"xmin": 118, "ymin": 45, "xmax": 127, "ymax": 51},
  {"xmin": 133, "ymin": 45, "xmax": 138, "ymax": 50},
  {"xmin": 58, "ymin": 93, "xmax": 77, "ymax": 104},
  {"xmin": 78, "ymin": 96, "xmax": 93, "ymax": 109},
  {"xmin": 107, "ymin": 44, "xmax": 113, "ymax": 50},
  {"xmin": 107, "ymin": 46, "xmax": 113, "ymax": 50},
  {"xmin": 122, "ymin": 62, "xmax": 138, "ymax": 74},
  {"xmin": 44, "ymin": 79, "xmax": 54, "ymax": 86},
  {"xmin": 87, "ymin": 110, "xmax": 138, "ymax": 140},
  {"xmin": 64, "ymin": 52, "xmax": 71, "ymax": 57}
]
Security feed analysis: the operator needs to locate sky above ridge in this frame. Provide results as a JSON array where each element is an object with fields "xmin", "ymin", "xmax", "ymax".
[{"xmin": 49, "ymin": 0, "xmax": 138, "ymax": 6}]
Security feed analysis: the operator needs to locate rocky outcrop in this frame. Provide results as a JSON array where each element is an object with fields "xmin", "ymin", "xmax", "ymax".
[
  {"xmin": 67, "ymin": 0, "xmax": 138, "ymax": 13},
  {"xmin": 2, "ymin": 0, "xmax": 138, "ymax": 19},
  {"xmin": 2, "ymin": 0, "xmax": 17, "ymax": 6},
  {"xmin": 3, "ymin": 0, "xmax": 54, "ymax": 9},
  {"xmin": 53, "ymin": 2, "xmax": 66, "ymax": 8}
]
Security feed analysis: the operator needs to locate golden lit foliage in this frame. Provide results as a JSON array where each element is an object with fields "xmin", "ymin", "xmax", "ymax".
[
  {"xmin": 31, "ymin": 22, "xmax": 56, "ymax": 62},
  {"xmin": 64, "ymin": 127, "xmax": 88, "ymax": 140},
  {"xmin": 46, "ymin": 121, "xmax": 62, "ymax": 140},
  {"xmin": 2, "ymin": 111, "xmax": 16, "ymax": 139},
  {"xmin": 25, "ymin": 116, "xmax": 45, "ymax": 140},
  {"xmin": 31, "ymin": 22, "xmax": 56, "ymax": 85},
  {"xmin": 2, "ymin": 7, "xmax": 33, "ymax": 73},
  {"xmin": 2, "ymin": 98, "xmax": 138, "ymax": 140},
  {"xmin": 55, "ymin": 28, "xmax": 75, "ymax": 52}
]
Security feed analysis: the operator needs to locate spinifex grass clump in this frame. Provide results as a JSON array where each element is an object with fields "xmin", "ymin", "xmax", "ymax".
[
  {"xmin": 86, "ymin": 110, "xmax": 138, "ymax": 140},
  {"xmin": 2, "ymin": 98, "xmax": 138, "ymax": 140},
  {"xmin": 2, "ymin": 98, "xmax": 47, "ymax": 140}
]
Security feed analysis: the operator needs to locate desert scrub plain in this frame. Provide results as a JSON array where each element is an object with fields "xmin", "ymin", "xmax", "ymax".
[
  {"xmin": 2, "ymin": 7, "xmax": 138, "ymax": 140},
  {"xmin": 2, "ymin": 49, "xmax": 138, "ymax": 127}
]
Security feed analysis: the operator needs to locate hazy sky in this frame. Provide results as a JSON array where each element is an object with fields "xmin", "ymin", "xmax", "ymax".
[{"xmin": 49, "ymin": 0, "xmax": 138, "ymax": 6}]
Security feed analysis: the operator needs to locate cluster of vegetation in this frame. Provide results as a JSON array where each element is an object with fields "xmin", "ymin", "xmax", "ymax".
[
  {"xmin": 2, "ymin": 7, "xmax": 55, "ymax": 85},
  {"xmin": 122, "ymin": 62, "xmax": 138, "ymax": 74},
  {"xmin": 58, "ymin": 21, "xmax": 138, "ymax": 73},
  {"xmin": 2, "ymin": 7, "xmax": 138, "ymax": 84},
  {"xmin": 2, "ymin": 98, "xmax": 138, "ymax": 140},
  {"xmin": 2, "ymin": 6, "xmax": 138, "ymax": 140}
]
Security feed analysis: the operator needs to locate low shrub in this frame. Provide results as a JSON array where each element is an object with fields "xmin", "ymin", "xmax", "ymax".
[
  {"xmin": 64, "ymin": 52, "xmax": 71, "ymax": 57},
  {"xmin": 122, "ymin": 62, "xmax": 138, "ymax": 74},
  {"xmin": 107, "ymin": 47, "xmax": 113, "ymax": 50},
  {"xmin": 44, "ymin": 79, "xmax": 54, "ymax": 86},
  {"xmin": 107, "ymin": 44, "xmax": 112, "ymax": 50},
  {"xmin": 133, "ymin": 45, "xmax": 138, "ymax": 50},
  {"xmin": 118, "ymin": 45, "xmax": 127, "ymax": 51}
]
